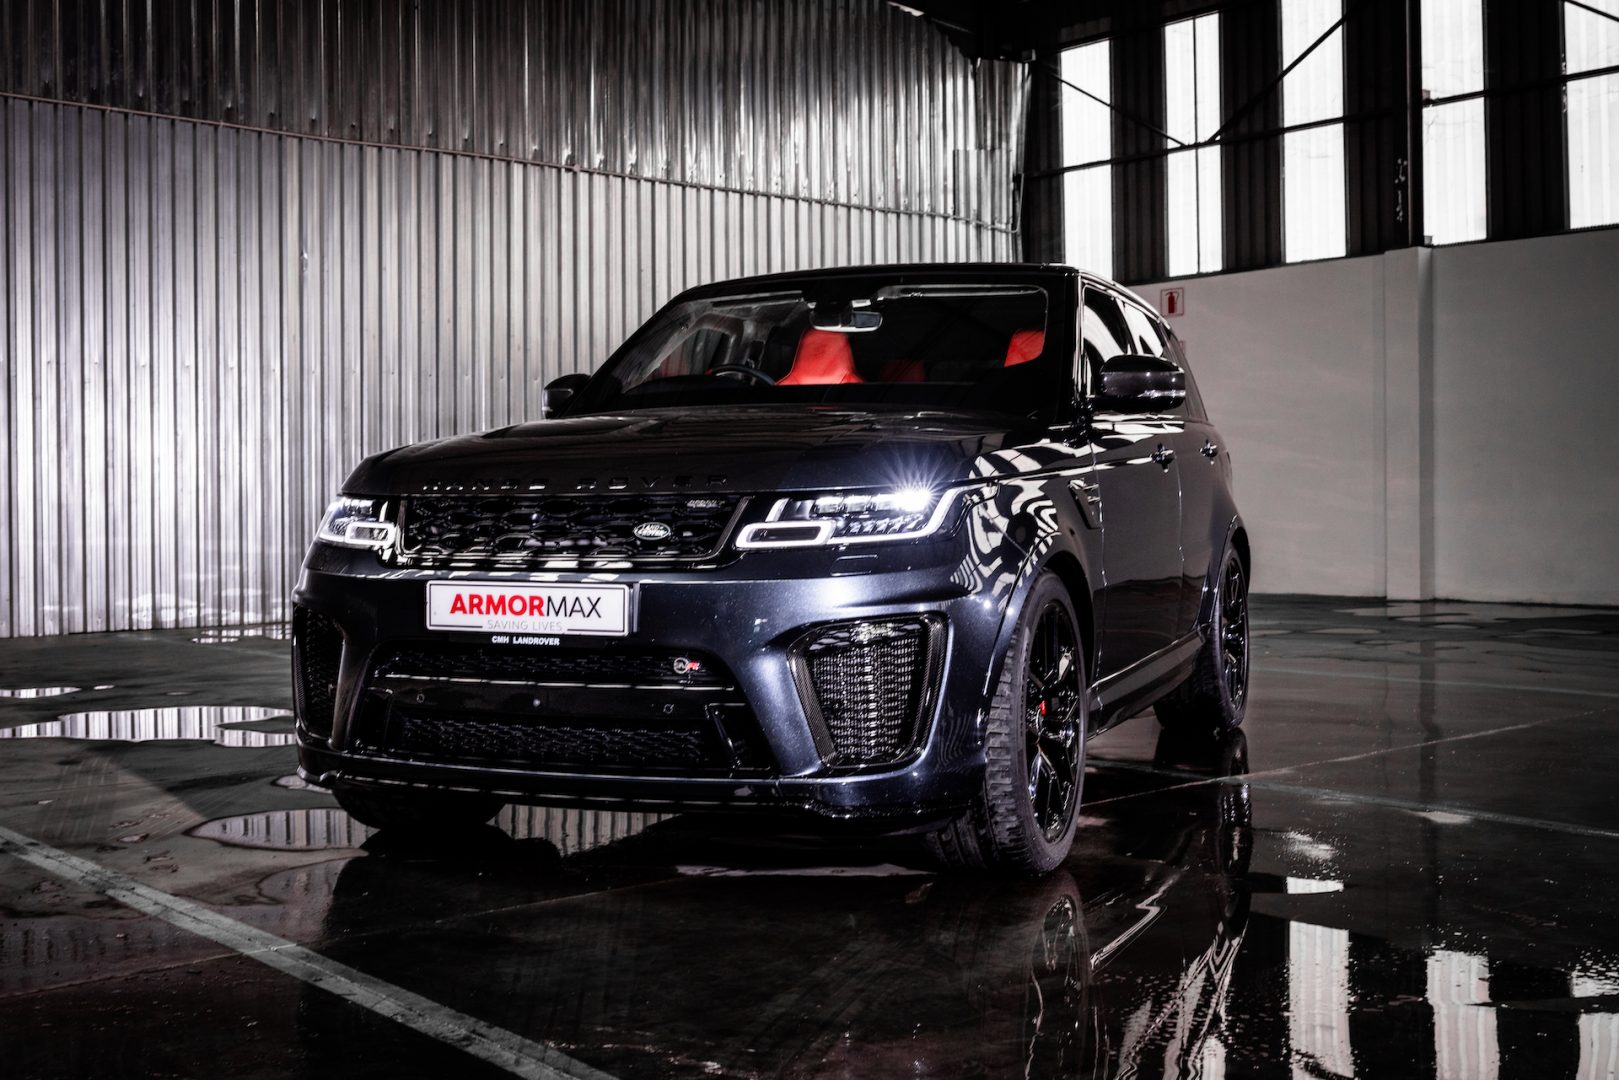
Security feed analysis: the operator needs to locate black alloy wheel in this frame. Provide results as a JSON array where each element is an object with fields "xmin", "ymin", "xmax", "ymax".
[
  {"xmin": 1154, "ymin": 544, "xmax": 1250, "ymax": 733},
  {"xmin": 1025, "ymin": 601, "xmax": 1085, "ymax": 842},
  {"xmin": 927, "ymin": 571, "xmax": 1088, "ymax": 874}
]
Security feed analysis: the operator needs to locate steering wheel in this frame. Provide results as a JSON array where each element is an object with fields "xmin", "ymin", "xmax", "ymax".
[{"xmin": 708, "ymin": 364, "xmax": 777, "ymax": 386}]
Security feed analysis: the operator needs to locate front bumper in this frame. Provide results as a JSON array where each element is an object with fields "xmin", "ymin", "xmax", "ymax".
[{"xmin": 292, "ymin": 534, "xmax": 1014, "ymax": 823}]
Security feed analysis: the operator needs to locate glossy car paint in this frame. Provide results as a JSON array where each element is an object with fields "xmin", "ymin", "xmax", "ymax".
[{"xmin": 292, "ymin": 264, "xmax": 1247, "ymax": 823}]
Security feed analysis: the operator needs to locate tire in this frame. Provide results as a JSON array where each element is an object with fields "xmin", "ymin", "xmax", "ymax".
[
  {"xmin": 927, "ymin": 572, "xmax": 1088, "ymax": 875},
  {"xmin": 332, "ymin": 783, "xmax": 504, "ymax": 834},
  {"xmin": 1155, "ymin": 544, "xmax": 1249, "ymax": 734}
]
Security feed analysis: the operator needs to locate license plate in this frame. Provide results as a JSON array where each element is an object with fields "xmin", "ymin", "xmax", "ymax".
[{"xmin": 425, "ymin": 582, "xmax": 630, "ymax": 637}]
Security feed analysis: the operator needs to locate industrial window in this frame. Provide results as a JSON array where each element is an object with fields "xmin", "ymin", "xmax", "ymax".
[
  {"xmin": 1060, "ymin": 40, "xmax": 1114, "ymax": 278},
  {"xmin": 1280, "ymin": 0, "xmax": 1347, "ymax": 262},
  {"xmin": 1565, "ymin": 0, "xmax": 1619, "ymax": 229},
  {"xmin": 1164, "ymin": 14, "xmax": 1223, "ymax": 276},
  {"xmin": 1421, "ymin": 0, "xmax": 1488, "ymax": 243}
]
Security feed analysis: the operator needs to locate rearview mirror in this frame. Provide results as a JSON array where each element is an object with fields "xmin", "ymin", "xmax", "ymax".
[
  {"xmin": 810, "ymin": 301, "xmax": 883, "ymax": 333},
  {"xmin": 543, "ymin": 372, "xmax": 591, "ymax": 416},
  {"xmin": 1096, "ymin": 354, "xmax": 1186, "ymax": 413}
]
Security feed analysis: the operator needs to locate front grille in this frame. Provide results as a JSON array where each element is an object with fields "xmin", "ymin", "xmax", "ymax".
[
  {"xmin": 292, "ymin": 607, "xmax": 342, "ymax": 740},
  {"xmin": 353, "ymin": 643, "xmax": 772, "ymax": 774},
  {"xmin": 377, "ymin": 711, "xmax": 715, "ymax": 770},
  {"xmin": 398, "ymin": 493, "xmax": 743, "ymax": 565},
  {"xmin": 793, "ymin": 616, "xmax": 943, "ymax": 767},
  {"xmin": 375, "ymin": 643, "xmax": 730, "ymax": 689}
]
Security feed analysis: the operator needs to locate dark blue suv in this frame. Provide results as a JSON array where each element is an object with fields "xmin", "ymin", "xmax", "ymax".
[{"xmin": 292, "ymin": 264, "xmax": 1250, "ymax": 873}]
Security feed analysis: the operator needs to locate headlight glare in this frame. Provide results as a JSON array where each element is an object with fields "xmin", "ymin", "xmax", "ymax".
[
  {"xmin": 736, "ymin": 485, "xmax": 985, "ymax": 549},
  {"xmin": 316, "ymin": 497, "xmax": 398, "ymax": 551}
]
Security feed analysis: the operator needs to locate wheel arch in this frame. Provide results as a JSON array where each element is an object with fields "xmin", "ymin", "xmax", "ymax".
[
  {"xmin": 979, "ymin": 538, "xmax": 1099, "ymax": 708},
  {"xmin": 1196, "ymin": 515, "xmax": 1251, "ymax": 633},
  {"xmin": 1229, "ymin": 520, "xmax": 1251, "ymax": 583},
  {"xmin": 1042, "ymin": 550, "xmax": 1097, "ymax": 679}
]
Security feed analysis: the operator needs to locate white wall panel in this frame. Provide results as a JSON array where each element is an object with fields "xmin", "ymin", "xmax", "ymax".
[
  {"xmin": 1138, "ymin": 227, "xmax": 1619, "ymax": 605},
  {"xmin": 1430, "ymin": 229, "xmax": 1619, "ymax": 605}
]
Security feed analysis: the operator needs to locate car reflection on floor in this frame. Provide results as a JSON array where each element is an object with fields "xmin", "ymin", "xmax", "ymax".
[{"xmin": 262, "ymin": 730, "xmax": 1253, "ymax": 1078}]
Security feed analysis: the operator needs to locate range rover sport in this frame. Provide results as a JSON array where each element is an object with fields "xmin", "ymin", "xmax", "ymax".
[{"xmin": 291, "ymin": 264, "xmax": 1251, "ymax": 874}]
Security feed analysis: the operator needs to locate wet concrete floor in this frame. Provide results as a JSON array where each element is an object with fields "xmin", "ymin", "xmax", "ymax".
[{"xmin": 1, "ymin": 597, "xmax": 1617, "ymax": 1078}]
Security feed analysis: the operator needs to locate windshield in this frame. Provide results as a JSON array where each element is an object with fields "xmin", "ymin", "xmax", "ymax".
[{"xmin": 566, "ymin": 283, "xmax": 1060, "ymax": 420}]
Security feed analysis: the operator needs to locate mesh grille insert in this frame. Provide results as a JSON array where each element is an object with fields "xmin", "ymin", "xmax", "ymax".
[
  {"xmin": 353, "ymin": 644, "xmax": 770, "ymax": 774},
  {"xmin": 796, "ymin": 617, "xmax": 940, "ymax": 767},
  {"xmin": 399, "ymin": 493, "xmax": 742, "ymax": 564},
  {"xmin": 377, "ymin": 711, "xmax": 717, "ymax": 770},
  {"xmin": 374, "ymin": 644, "xmax": 731, "ymax": 689},
  {"xmin": 293, "ymin": 607, "xmax": 343, "ymax": 740}
]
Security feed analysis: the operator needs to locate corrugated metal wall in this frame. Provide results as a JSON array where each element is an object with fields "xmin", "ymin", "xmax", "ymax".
[{"xmin": 0, "ymin": 0, "xmax": 1026, "ymax": 637}]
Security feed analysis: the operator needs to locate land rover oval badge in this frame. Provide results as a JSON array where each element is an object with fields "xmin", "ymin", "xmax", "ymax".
[{"xmin": 633, "ymin": 521, "xmax": 673, "ymax": 542}]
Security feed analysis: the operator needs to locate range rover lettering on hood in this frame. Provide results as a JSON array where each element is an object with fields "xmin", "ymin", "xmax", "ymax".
[{"xmin": 416, "ymin": 474, "xmax": 730, "ymax": 494}]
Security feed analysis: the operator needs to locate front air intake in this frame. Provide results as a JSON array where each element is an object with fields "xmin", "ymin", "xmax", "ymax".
[
  {"xmin": 292, "ymin": 607, "xmax": 343, "ymax": 741},
  {"xmin": 791, "ymin": 616, "xmax": 944, "ymax": 768}
]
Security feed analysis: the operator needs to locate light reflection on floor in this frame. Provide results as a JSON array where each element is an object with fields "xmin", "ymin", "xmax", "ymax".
[
  {"xmin": 0, "ymin": 686, "xmax": 81, "ymax": 698},
  {"xmin": 190, "ymin": 623, "xmax": 293, "ymax": 644},
  {"xmin": 189, "ymin": 803, "xmax": 670, "ymax": 853},
  {"xmin": 0, "ymin": 705, "xmax": 295, "ymax": 747}
]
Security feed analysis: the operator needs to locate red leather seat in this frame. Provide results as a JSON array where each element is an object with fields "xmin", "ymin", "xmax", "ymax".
[
  {"xmin": 1004, "ymin": 329, "xmax": 1045, "ymax": 367},
  {"xmin": 780, "ymin": 329, "xmax": 864, "ymax": 385}
]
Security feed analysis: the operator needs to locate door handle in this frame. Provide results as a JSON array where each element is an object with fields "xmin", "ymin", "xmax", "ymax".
[
  {"xmin": 1151, "ymin": 444, "xmax": 1175, "ymax": 468},
  {"xmin": 1201, "ymin": 439, "xmax": 1219, "ymax": 459}
]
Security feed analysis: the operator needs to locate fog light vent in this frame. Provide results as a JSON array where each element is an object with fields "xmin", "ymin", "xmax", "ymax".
[
  {"xmin": 792, "ymin": 616, "xmax": 943, "ymax": 767},
  {"xmin": 292, "ymin": 607, "xmax": 343, "ymax": 741}
]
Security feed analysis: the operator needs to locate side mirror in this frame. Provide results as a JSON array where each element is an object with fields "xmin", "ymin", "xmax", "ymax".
[
  {"xmin": 543, "ymin": 372, "xmax": 591, "ymax": 416},
  {"xmin": 1096, "ymin": 354, "xmax": 1186, "ymax": 413}
]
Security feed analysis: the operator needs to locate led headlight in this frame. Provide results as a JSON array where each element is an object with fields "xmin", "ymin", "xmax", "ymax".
[
  {"xmin": 735, "ymin": 485, "xmax": 986, "ymax": 549},
  {"xmin": 315, "ymin": 497, "xmax": 398, "ymax": 551}
]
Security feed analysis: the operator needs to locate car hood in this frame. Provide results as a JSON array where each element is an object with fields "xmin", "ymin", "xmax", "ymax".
[{"xmin": 344, "ymin": 407, "xmax": 1035, "ymax": 496}]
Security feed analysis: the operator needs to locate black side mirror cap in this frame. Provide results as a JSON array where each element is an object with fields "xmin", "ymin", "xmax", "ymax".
[
  {"xmin": 543, "ymin": 372, "xmax": 591, "ymax": 416},
  {"xmin": 1095, "ymin": 354, "xmax": 1186, "ymax": 413}
]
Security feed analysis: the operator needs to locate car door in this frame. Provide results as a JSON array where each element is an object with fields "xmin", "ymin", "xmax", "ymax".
[
  {"xmin": 1119, "ymin": 299, "xmax": 1209, "ymax": 638},
  {"xmin": 1083, "ymin": 286, "xmax": 1184, "ymax": 678},
  {"xmin": 1159, "ymin": 323, "xmax": 1220, "ymax": 633}
]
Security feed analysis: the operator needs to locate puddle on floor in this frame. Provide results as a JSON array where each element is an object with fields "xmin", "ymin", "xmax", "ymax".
[
  {"xmin": 191, "ymin": 623, "xmax": 292, "ymax": 644},
  {"xmin": 0, "ymin": 687, "xmax": 81, "ymax": 699},
  {"xmin": 0, "ymin": 706, "xmax": 295, "ymax": 747},
  {"xmin": 189, "ymin": 803, "xmax": 668, "ymax": 853}
]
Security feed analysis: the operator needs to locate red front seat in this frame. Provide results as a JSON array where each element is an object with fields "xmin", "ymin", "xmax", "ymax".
[
  {"xmin": 1004, "ymin": 329, "xmax": 1045, "ymax": 367},
  {"xmin": 780, "ymin": 329, "xmax": 864, "ymax": 386}
]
